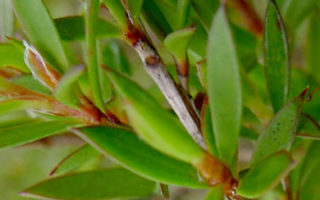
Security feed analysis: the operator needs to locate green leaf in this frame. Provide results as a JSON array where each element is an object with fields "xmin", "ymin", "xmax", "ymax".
[
  {"xmin": 127, "ymin": 0, "xmax": 144, "ymax": 18},
  {"xmin": 299, "ymin": 162, "xmax": 320, "ymax": 200},
  {"xmin": 164, "ymin": 26, "xmax": 196, "ymax": 62},
  {"xmin": 0, "ymin": 0, "xmax": 14, "ymax": 41},
  {"xmin": 283, "ymin": 0, "xmax": 317, "ymax": 29},
  {"xmin": 50, "ymin": 144, "xmax": 100, "ymax": 176},
  {"xmin": 297, "ymin": 113, "xmax": 320, "ymax": 140},
  {"xmin": 205, "ymin": 185, "xmax": 224, "ymax": 200},
  {"xmin": 54, "ymin": 16, "xmax": 121, "ymax": 41},
  {"xmin": 101, "ymin": 0, "xmax": 127, "ymax": 29},
  {"xmin": 237, "ymin": 151, "xmax": 294, "ymax": 198},
  {"xmin": 207, "ymin": 6, "xmax": 242, "ymax": 168},
  {"xmin": 12, "ymin": 0, "xmax": 69, "ymax": 71},
  {"xmin": 73, "ymin": 126, "xmax": 208, "ymax": 188},
  {"xmin": 251, "ymin": 89, "xmax": 308, "ymax": 165},
  {"xmin": 0, "ymin": 43, "xmax": 29, "ymax": 72},
  {"xmin": 307, "ymin": 8, "xmax": 320, "ymax": 84},
  {"xmin": 106, "ymin": 69, "xmax": 205, "ymax": 164},
  {"xmin": 10, "ymin": 75, "xmax": 51, "ymax": 95},
  {"xmin": 0, "ymin": 111, "xmax": 38, "ymax": 128},
  {"xmin": 264, "ymin": 0, "xmax": 289, "ymax": 113},
  {"xmin": 298, "ymin": 141, "xmax": 320, "ymax": 188},
  {"xmin": 200, "ymin": 98, "xmax": 218, "ymax": 156},
  {"xmin": 54, "ymin": 66, "xmax": 84, "ymax": 109},
  {"xmin": 177, "ymin": 0, "xmax": 191, "ymax": 28},
  {"xmin": 21, "ymin": 168, "xmax": 156, "ymax": 200},
  {"xmin": 0, "ymin": 120, "xmax": 80, "ymax": 150},
  {"xmin": 191, "ymin": 0, "xmax": 219, "ymax": 30},
  {"xmin": 85, "ymin": 0, "xmax": 105, "ymax": 112},
  {"xmin": 101, "ymin": 40, "xmax": 131, "ymax": 75}
]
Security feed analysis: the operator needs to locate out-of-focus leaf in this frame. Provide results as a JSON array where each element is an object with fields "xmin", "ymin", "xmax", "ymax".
[
  {"xmin": 50, "ymin": 144, "xmax": 100, "ymax": 176},
  {"xmin": 22, "ymin": 168, "xmax": 156, "ymax": 200},
  {"xmin": 0, "ymin": 120, "xmax": 80, "ymax": 150},
  {"xmin": 54, "ymin": 16, "xmax": 121, "ymax": 41},
  {"xmin": 297, "ymin": 113, "xmax": 320, "ymax": 140},
  {"xmin": 205, "ymin": 185, "xmax": 224, "ymax": 200},
  {"xmin": 102, "ymin": 0, "xmax": 127, "ymax": 29},
  {"xmin": 164, "ymin": 26, "xmax": 195, "ymax": 62},
  {"xmin": 23, "ymin": 41, "xmax": 61, "ymax": 91},
  {"xmin": 232, "ymin": 24, "xmax": 257, "ymax": 71},
  {"xmin": 12, "ymin": 0, "xmax": 69, "ymax": 71},
  {"xmin": 307, "ymin": 8, "xmax": 320, "ymax": 84},
  {"xmin": 240, "ymin": 127, "xmax": 259, "ymax": 140},
  {"xmin": 73, "ymin": 126, "xmax": 208, "ymax": 188},
  {"xmin": 10, "ymin": 75, "xmax": 51, "ymax": 95},
  {"xmin": 207, "ymin": 6, "xmax": 242, "ymax": 169},
  {"xmin": 106, "ymin": 69, "xmax": 205, "ymax": 164},
  {"xmin": 54, "ymin": 66, "xmax": 84, "ymax": 109},
  {"xmin": 127, "ymin": 0, "xmax": 144, "ymax": 18},
  {"xmin": 298, "ymin": 141, "xmax": 320, "ymax": 189},
  {"xmin": 151, "ymin": 0, "xmax": 179, "ymax": 30},
  {"xmin": 0, "ymin": 43, "xmax": 29, "ymax": 72},
  {"xmin": 237, "ymin": 151, "xmax": 294, "ymax": 198},
  {"xmin": 264, "ymin": 0, "xmax": 289, "ymax": 113},
  {"xmin": 85, "ymin": 0, "xmax": 105, "ymax": 112},
  {"xmin": 177, "ymin": 0, "xmax": 191, "ymax": 28},
  {"xmin": 251, "ymin": 89, "xmax": 308, "ymax": 165},
  {"xmin": 191, "ymin": 0, "xmax": 219, "ymax": 30},
  {"xmin": 0, "ymin": 0, "xmax": 14, "ymax": 41},
  {"xmin": 299, "ymin": 162, "xmax": 320, "ymax": 200},
  {"xmin": 142, "ymin": 1, "xmax": 172, "ymax": 34},
  {"xmin": 200, "ymin": 97, "xmax": 218, "ymax": 156},
  {"xmin": 101, "ymin": 40, "xmax": 130, "ymax": 75},
  {"xmin": 282, "ymin": 0, "xmax": 317, "ymax": 29},
  {"xmin": 0, "ymin": 111, "xmax": 37, "ymax": 128}
]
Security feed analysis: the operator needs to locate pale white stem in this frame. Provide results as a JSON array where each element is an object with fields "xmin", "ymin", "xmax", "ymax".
[{"xmin": 133, "ymin": 40, "xmax": 207, "ymax": 150}]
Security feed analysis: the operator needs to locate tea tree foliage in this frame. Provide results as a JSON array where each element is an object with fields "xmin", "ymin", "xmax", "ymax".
[{"xmin": 0, "ymin": 0, "xmax": 320, "ymax": 199}]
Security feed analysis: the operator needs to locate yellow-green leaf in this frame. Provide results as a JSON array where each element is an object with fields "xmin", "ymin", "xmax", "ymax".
[{"xmin": 207, "ymin": 6, "xmax": 242, "ymax": 168}]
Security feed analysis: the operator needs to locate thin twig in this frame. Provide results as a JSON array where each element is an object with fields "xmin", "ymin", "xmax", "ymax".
[{"xmin": 131, "ymin": 38, "xmax": 207, "ymax": 149}]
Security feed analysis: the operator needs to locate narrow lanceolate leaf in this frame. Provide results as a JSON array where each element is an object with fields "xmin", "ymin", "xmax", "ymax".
[
  {"xmin": 86, "ymin": 0, "xmax": 105, "ymax": 112},
  {"xmin": 297, "ymin": 113, "xmax": 320, "ymax": 140},
  {"xmin": 237, "ymin": 151, "xmax": 294, "ymax": 198},
  {"xmin": 207, "ymin": 6, "xmax": 242, "ymax": 168},
  {"xmin": 54, "ymin": 16, "xmax": 121, "ymax": 41},
  {"xmin": 205, "ymin": 185, "xmax": 224, "ymax": 200},
  {"xmin": 0, "ymin": 120, "xmax": 79, "ymax": 150},
  {"xmin": 0, "ymin": 0, "xmax": 14, "ymax": 41},
  {"xmin": 251, "ymin": 89, "xmax": 308, "ymax": 165},
  {"xmin": 298, "ymin": 141, "xmax": 320, "ymax": 188},
  {"xmin": 10, "ymin": 75, "xmax": 51, "ymax": 95},
  {"xmin": 307, "ymin": 8, "xmax": 320, "ymax": 84},
  {"xmin": 191, "ymin": 0, "xmax": 219, "ymax": 30},
  {"xmin": 264, "ymin": 0, "xmax": 289, "ymax": 113},
  {"xmin": 54, "ymin": 66, "xmax": 84, "ymax": 109},
  {"xmin": 23, "ymin": 41, "xmax": 61, "ymax": 90},
  {"xmin": 22, "ymin": 168, "xmax": 156, "ymax": 200},
  {"xmin": 299, "ymin": 162, "xmax": 320, "ymax": 200},
  {"xmin": 127, "ymin": 0, "xmax": 144, "ymax": 18},
  {"xmin": 164, "ymin": 26, "xmax": 195, "ymax": 89},
  {"xmin": 0, "ymin": 43, "xmax": 29, "ymax": 72},
  {"xmin": 73, "ymin": 126, "xmax": 208, "ymax": 188},
  {"xmin": 177, "ymin": 0, "xmax": 191, "ymax": 28},
  {"xmin": 102, "ymin": 0, "xmax": 127, "ymax": 29},
  {"xmin": 50, "ymin": 144, "xmax": 100, "ymax": 176},
  {"xmin": 12, "ymin": 0, "xmax": 69, "ymax": 71},
  {"xmin": 105, "ymin": 69, "xmax": 205, "ymax": 165},
  {"xmin": 201, "ymin": 97, "xmax": 218, "ymax": 157},
  {"xmin": 283, "ymin": 0, "xmax": 317, "ymax": 29}
]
